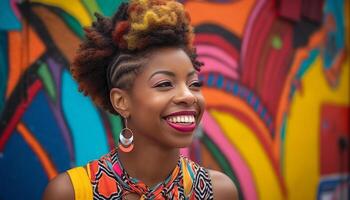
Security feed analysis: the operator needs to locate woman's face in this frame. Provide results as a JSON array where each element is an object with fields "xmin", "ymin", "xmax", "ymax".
[{"xmin": 127, "ymin": 47, "xmax": 205, "ymax": 149}]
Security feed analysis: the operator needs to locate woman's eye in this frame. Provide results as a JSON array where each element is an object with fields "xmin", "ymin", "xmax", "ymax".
[
  {"xmin": 155, "ymin": 81, "xmax": 173, "ymax": 88},
  {"xmin": 190, "ymin": 80, "xmax": 203, "ymax": 88}
]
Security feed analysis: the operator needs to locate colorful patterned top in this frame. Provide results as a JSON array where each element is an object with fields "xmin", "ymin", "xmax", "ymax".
[{"xmin": 67, "ymin": 149, "xmax": 214, "ymax": 200}]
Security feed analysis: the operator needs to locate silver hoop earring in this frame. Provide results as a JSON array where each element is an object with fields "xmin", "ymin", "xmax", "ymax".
[{"xmin": 118, "ymin": 117, "xmax": 134, "ymax": 152}]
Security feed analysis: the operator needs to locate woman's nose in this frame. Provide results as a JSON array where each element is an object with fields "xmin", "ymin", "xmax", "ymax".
[{"xmin": 173, "ymin": 84, "xmax": 196, "ymax": 105}]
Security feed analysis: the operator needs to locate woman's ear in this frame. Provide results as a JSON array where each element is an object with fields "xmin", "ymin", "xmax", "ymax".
[{"xmin": 110, "ymin": 88, "xmax": 131, "ymax": 117}]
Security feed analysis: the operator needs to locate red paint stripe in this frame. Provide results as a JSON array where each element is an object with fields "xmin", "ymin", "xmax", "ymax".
[
  {"xmin": 195, "ymin": 33, "xmax": 240, "ymax": 60},
  {"xmin": 0, "ymin": 79, "xmax": 42, "ymax": 151},
  {"xmin": 260, "ymin": 23, "xmax": 292, "ymax": 112},
  {"xmin": 242, "ymin": 1, "xmax": 270, "ymax": 85},
  {"xmin": 242, "ymin": 1, "xmax": 275, "ymax": 88},
  {"xmin": 249, "ymin": 11, "xmax": 276, "ymax": 90}
]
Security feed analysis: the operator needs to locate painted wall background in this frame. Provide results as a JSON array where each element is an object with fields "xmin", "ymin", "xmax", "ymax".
[{"xmin": 0, "ymin": 0, "xmax": 349, "ymax": 199}]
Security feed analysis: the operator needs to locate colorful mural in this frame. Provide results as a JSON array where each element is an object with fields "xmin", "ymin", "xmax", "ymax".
[{"xmin": 0, "ymin": 0, "xmax": 349, "ymax": 199}]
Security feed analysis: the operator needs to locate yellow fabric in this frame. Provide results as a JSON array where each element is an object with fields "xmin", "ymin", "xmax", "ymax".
[
  {"xmin": 181, "ymin": 158, "xmax": 193, "ymax": 196},
  {"xmin": 67, "ymin": 167, "xmax": 93, "ymax": 200},
  {"xmin": 86, "ymin": 163, "xmax": 91, "ymax": 179}
]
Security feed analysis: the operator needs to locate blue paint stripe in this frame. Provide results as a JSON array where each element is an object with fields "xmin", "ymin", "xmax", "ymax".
[
  {"xmin": 22, "ymin": 90, "xmax": 71, "ymax": 171},
  {"xmin": 205, "ymin": 75, "xmax": 275, "ymax": 134},
  {"xmin": 0, "ymin": 31, "xmax": 8, "ymax": 113},
  {"xmin": 216, "ymin": 75, "xmax": 224, "ymax": 89},
  {"xmin": 225, "ymin": 80, "xmax": 232, "ymax": 92},
  {"xmin": 232, "ymin": 83, "xmax": 239, "ymax": 95},
  {"xmin": 239, "ymin": 87, "xmax": 245, "ymax": 98},
  {"xmin": 260, "ymin": 108, "xmax": 266, "ymax": 119},
  {"xmin": 296, "ymin": 49, "xmax": 319, "ymax": 79},
  {"xmin": 0, "ymin": 1, "xmax": 21, "ymax": 30},
  {"xmin": 207, "ymin": 73, "xmax": 215, "ymax": 87},
  {"xmin": 62, "ymin": 70, "xmax": 108, "ymax": 166},
  {"xmin": 253, "ymin": 98, "xmax": 259, "ymax": 111},
  {"xmin": 324, "ymin": 0, "xmax": 345, "ymax": 49},
  {"xmin": 0, "ymin": 132, "xmax": 48, "ymax": 199},
  {"xmin": 280, "ymin": 115, "xmax": 287, "ymax": 141},
  {"xmin": 247, "ymin": 92, "xmax": 253, "ymax": 104}
]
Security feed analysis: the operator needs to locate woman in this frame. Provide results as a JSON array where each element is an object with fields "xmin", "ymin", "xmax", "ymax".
[{"xmin": 43, "ymin": 0, "xmax": 237, "ymax": 199}]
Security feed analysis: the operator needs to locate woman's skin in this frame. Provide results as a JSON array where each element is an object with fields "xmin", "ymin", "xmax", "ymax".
[{"xmin": 43, "ymin": 47, "xmax": 238, "ymax": 200}]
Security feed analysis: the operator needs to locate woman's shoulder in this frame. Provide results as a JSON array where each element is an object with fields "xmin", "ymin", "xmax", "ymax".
[
  {"xmin": 42, "ymin": 166, "xmax": 91, "ymax": 200},
  {"xmin": 208, "ymin": 169, "xmax": 239, "ymax": 200},
  {"xmin": 42, "ymin": 172, "xmax": 74, "ymax": 200}
]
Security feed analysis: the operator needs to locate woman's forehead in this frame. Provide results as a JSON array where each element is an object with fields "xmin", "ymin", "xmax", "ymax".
[{"xmin": 143, "ymin": 47, "xmax": 194, "ymax": 72}]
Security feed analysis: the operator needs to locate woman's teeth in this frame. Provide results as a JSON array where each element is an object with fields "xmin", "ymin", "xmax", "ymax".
[{"xmin": 166, "ymin": 115, "xmax": 195, "ymax": 123}]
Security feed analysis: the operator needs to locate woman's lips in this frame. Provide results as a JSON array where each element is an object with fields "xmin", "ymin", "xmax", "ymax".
[
  {"xmin": 163, "ymin": 110, "xmax": 198, "ymax": 133},
  {"xmin": 164, "ymin": 120, "xmax": 196, "ymax": 133}
]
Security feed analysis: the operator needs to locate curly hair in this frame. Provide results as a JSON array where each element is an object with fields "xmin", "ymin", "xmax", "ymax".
[{"xmin": 71, "ymin": 0, "xmax": 203, "ymax": 115}]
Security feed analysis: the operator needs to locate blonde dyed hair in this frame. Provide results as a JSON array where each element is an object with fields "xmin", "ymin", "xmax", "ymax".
[{"xmin": 124, "ymin": 0, "xmax": 194, "ymax": 50}]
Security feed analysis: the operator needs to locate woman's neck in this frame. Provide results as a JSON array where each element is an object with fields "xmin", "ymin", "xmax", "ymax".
[{"xmin": 117, "ymin": 137, "xmax": 180, "ymax": 188}]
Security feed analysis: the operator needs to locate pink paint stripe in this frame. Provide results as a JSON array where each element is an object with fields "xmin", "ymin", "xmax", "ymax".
[
  {"xmin": 198, "ymin": 57, "xmax": 239, "ymax": 80},
  {"xmin": 241, "ymin": 0, "xmax": 266, "ymax": 64},
  {"xmin": 197, "ymin": 44, "xmax": 238, "ymax": 70},
  {"xmin": 10, "ymin": 0, "xmax": 21, "ymax": 19},
  {"xmin": 202, "ymin": 111, "xmax": 257, "ymax": 200}
]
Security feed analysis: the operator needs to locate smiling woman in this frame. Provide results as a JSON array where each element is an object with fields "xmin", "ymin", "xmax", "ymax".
[{"xmin": 42, "ymin": 0, "xmax": 237, "ymax": 199}]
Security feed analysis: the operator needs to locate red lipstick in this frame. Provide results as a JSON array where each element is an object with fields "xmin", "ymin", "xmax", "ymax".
[
  {"xmin": 166, "ymin": 121, "xmax": 196, "ymax": 133},
  {"xmin": 164, "ymin": 110, "xmax": 197, "ymax": 133}
]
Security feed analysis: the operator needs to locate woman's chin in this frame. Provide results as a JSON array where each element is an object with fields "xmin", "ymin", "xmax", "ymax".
[{"xmin": 174, "ymin": 137, "xmax": 195, "ymax": 149}]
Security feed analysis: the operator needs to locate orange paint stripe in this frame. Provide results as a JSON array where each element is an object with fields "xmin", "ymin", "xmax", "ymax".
[
  {"xmin": 7, "ymin": 31, "xmax": 25, "ymax": 98},
  {"xmin": 203, "ymin": 87, "xmax": 272, "ymax": 146},
  {"xmin": 203, "ymin": 89, "xmax": 287, "ymax": 194},
  {"xmin": 202, "ymin": 88, "xmax": 288, "ymax": 193},
  {"xmin": 7, "ymin": 21, "xmax": 46, "ymax": 98},
  {"xmin": 17, "ymin": 122, "xmax": 58, "ymax": 179},
  {"xmin": 185, "ymin": 0, "xmax": 256, "ymax": 37}
]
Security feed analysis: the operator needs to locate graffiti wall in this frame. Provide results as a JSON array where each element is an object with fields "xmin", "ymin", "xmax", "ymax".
[{"xmin": 0, "ymin": 0, "xmax": 348, "ymax": 199}]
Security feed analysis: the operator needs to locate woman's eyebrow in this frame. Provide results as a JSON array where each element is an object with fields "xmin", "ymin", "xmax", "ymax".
[
  {"xmin": 149, "ymin": 70, "xmax": 175, "ymax": 80},
  {"xmin": 148, "ymin": 70, "xmax": 197, "ymax": 80}
]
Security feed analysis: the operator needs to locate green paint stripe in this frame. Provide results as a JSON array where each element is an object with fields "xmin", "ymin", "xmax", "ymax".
[
  {"xmin": 280, "ymin": 115, "xmax": 287, "ymax": 176},
  {"xmin": 96, "ymin": 0, "xmax": 128, "ymax": 17},
  {"xmin": 59, "ymin": 11, "xmax": 84, "ymax": 39},
  {"xmin": 82, "ymin": 0, "xmax": 102, "ymax": 18},
  {"xmin": 201, "ymin": 134, "xmax": 243, "ymax": 199},
  {"xmin": 272, "ymin": 34, "xmax": 282, "ymax": 49},
  {"xmin": 201, "ymin": 134, "xmax": 235, "ymax": 179},
  {"xmin": 107, "ymin": 113, "xmax": 123, "ymax": 144},
  {"xmin": 37, "ymin": 62, "xmax": 56, "ymax": 101}
]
